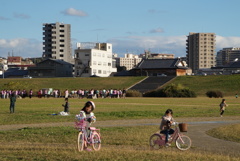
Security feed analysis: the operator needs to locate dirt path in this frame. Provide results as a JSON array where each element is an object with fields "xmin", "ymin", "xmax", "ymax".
[{"xmin": 0, "ymin": 116, "xmax": 240, "ymax": 157}]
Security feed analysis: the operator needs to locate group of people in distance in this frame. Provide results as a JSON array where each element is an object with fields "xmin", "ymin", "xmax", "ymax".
[{"xmin": 1, "ymin": 88, "xmax": 127, "ymax": 99}]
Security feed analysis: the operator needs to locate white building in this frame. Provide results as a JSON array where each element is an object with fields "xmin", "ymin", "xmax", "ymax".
[
  {"xmin": 74, "ymin": 42, "xmax": 117, "ymax": 77},
  {"xmin": 115, "ymin": 54, "xmax": 142, "ymax": 71}
]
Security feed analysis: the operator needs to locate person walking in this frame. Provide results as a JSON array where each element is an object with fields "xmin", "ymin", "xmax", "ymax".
[
  {"xmin": 10, "ymin": 92, "xmax": 17, "ymax": 113},
  {"xmin": 219, "ymin": 99, "xmax": 228, "ymax": 117}
]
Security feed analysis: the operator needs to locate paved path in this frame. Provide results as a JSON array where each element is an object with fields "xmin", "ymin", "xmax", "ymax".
[{"xmin": 0, "ymin": 116, "xmax": 240, "ymax": 157}]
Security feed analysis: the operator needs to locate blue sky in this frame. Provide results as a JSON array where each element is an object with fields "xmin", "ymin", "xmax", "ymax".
[{"xmin": 1, "ymin": 0, "xmax": 240, "ymax": 58}]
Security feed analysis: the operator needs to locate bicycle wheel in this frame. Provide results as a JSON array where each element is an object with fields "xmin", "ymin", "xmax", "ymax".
[
  {"xmin": 77, "ymin": 132, "xmax": 84, "ymax": 151},
  {"xmin": 92, "ymin": 132, "xmax": 101, "ymax": 151},
  {"xmin": 175, "ymin": 135, "xmax": 192, "ymax": 150},
  {"xmin": 149, "ymin": 134, "xmax": 164, "ymax": 150}
]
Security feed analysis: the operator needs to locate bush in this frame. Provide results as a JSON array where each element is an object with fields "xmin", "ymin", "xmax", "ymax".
[
  {"xmin": 206, "ymin": 90, "xmax": 223, "ymax": 98},
  {"xmin": 143, "ymin": 84, "xmax": 196, "ymax": 97},
  {"xmin": 126, "ymin": 90, "xmax": 142, "ymax": 97}
]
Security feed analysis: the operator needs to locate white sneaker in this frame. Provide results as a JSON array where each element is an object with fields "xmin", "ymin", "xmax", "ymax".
[{"xmin": 165, "ymin": 143, "xmax": 171, "ymax": 147}]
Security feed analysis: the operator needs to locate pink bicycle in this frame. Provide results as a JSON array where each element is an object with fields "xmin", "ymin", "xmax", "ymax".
[
  {"xmin": 149, "ymin": 122, "xmax": 192, "ymax": 150},
  {"xmin": 75, "ymin": 119, "xmax": 101, "ymax": 151}
]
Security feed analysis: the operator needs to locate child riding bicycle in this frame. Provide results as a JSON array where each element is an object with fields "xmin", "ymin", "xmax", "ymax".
[
  {"xmin": 75, "ymin": 101, "xmax": 96, "ymax": 151},
  {"xmin": 159, "ymin": 109, "xmax": 175, "ymax": 147}
]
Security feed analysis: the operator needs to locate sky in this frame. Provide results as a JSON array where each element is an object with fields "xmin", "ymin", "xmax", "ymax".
[{"xmin": 1, "ymin": 0, "xmax": 240, "ymax": 58}]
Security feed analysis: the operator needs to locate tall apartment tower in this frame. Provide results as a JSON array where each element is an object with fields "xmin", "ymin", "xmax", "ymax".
[
  {"xmin": 216, "ymin": 47, "xmax": 240, "ymax": 66},
  {"xmin": 186, "ymin": 32, "xmax": 216, "ymax": 73},
  {"xmin": 42, "ymin": 22, "xmax": 72, "ymax": 63}
]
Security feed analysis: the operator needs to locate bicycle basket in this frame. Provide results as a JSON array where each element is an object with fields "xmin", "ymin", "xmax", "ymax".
[
  {"xmin": 179, "ymin": 123, "xmax": 188, "ymax": 132},
  {"xmin": 75, "ymin": 120, "xmax": 87, "ymax": 129}
]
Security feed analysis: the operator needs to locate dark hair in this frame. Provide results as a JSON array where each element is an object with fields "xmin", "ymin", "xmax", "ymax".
[
  {"xmin": 165, "ymin": 109, "xmax": 173, "ymax": 115},
  {"xmin": 221, "ymin": 99, "xmax": 225, "ymax": 103},
  {"xmin": 65, "ymin": 98, "xmax": 68, "ymax": 101},
  {"xmin": 81, "ymin": 101, "xmax": 94, "ymax": 114}
]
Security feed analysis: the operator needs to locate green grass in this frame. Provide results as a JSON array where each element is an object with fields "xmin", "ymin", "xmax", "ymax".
[
  {"xmin": 0, "ymin": 97, "xmax": 240, "ymax": 160},
  {"xmin": 207, "ymin": 124, "xmax": 240, "ymax": 143},
  {"xmin": 0, "ymin": 126, "xmax": 239, "ymax": 161},
  {"xmin": 0, "ymin": 76, "xmax": 145, "ymax": 92},
  {"xmin": 171, "ymin": 75, "xmax": 240, "ymax": 96},
  {"xmin": 1, "ymin": 74, "xmax": 240, "ymax": 97},
  {"xmin": 1, "ymin": 97, "xmax": 240, "ymax": 125}
]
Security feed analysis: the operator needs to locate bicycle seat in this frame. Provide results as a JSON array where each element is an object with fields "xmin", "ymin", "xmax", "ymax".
[{"xmin": 89, "ymin": 127, "xmax": 96, "ymax": 130}]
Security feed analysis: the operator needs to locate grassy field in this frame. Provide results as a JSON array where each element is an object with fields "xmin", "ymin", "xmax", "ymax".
[
  {"xmin": 1, "ymin": 125, "xmax": 239, "ymax": 161},
  {"xmin": 172, "ymin": 75, "xmax": 240, "ymax": 96},
  {"xmin": 1, "ymin": 74, "xmax": 240, "ymax": 97},
  {"xmin": 0, "ymin": 76, "xmax": 145, "ymax": 92},
  {"xmin": 1, "ymin": 97, "xmax": 240, "ymax": 125},
  {"xmin": 207, "ymin": 124, "xmax": 240, "ymax": 143},
  {"xmin": 0, "ymin": 97, "xmax": 240, "ymax": 160}
]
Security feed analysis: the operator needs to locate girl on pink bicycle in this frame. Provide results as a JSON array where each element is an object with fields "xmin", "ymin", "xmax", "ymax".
[
  {"xmin": 76, "ymin": 101, "xmax": 96, "ymax": 151},
  {"xmin": 159, "ymin": 109, "xmax": 175, "ymax": 146}
]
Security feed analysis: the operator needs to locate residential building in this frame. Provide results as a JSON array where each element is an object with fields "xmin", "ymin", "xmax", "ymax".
[
  {"xmin": 132, "ymin": 58, "xmax": 188, "ymax": 76},
  {"xmin": 42, "ymin": 22, "xmax": 72, "ymax": 63},
  {"xmin": 216, "ymin": 47, "xmax": 240, "ymax": 66},
  {"xmin": 140, "ymin": 51, "xmax": 175, "ymax": 59},
  {"xmin": 115, "ymin": 53, "xmax": 142, "ymax": 71},
  {"xmin": 7, "ymin": 56, "xmax": 21, "ymax": 65},
  {"xmin": 28, "ymin": 59, "xmax": 73, "ymax": 77},
  {"xmin": 74, "ymin": 42, "xmax": 117, "ymax": 77},
  {"xmin": 186, "ymin": 32, "xmax": 216, "ymax": 73}
]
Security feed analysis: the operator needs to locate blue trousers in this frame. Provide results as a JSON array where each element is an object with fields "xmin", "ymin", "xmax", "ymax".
[{"xmin": 160, "ymin": 129, "xmax": 174, "ymax": 143}]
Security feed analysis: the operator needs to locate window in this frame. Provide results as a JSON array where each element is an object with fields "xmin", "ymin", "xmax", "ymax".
[
  {"xmin": 85, "ymin": 54, "xmax": 89, "ymax": 56},
  {"xmin": 60, "ymin": 54, "xmax": 64, "ymax": 57},
  {"xmin": 98, "ymin": 70, "xmax": 102, "ymax": 74},
  {"xmin": 60, "ymin": 44, "xmax": 64, "ymax": 47},
  {"xmin": 83, "ymin": 69, "xmax": 89, "ymax": 73},
  {"xmin": 93, "ymin": 61, "xmax": 97, "ymax": 65},
  {"xmin": 60, "ymin": 35, "xmax": 64, "ymax": 37},
  {"xmin": 98, "ymin": 62, "xmax": 102, "ymax": 65}
]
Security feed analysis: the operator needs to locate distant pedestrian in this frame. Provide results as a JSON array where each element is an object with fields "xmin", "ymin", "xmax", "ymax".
[
  {"xmin": 9, "ymin": 92, "xmax": 17, "ymax": 113},
  {"xmin": 62, "ymin": 98, "xmax": 69, "ymax": 113},
  {"xmin": 235, "ymin": 94, "xmax": 238, "ymax": 98},
  {"xmin": 29, "ymin": 89, "xmax": 33, "ymax": 99},
  {"xmin": 219, "ymin": 99, "xmax": 228, "ymax": 117}
]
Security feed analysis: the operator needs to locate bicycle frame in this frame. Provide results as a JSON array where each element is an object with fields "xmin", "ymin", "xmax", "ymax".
[
  {"xmin": 78, "ymin": 124, "xmax": 100, "ymax": 145},
  {"xmin": 76, "ymin": 119, "xmax": 101, "ymax": 151},
  {"xmin": 151, "ymin": 125, "xmax": 187, "ymax": 146}
]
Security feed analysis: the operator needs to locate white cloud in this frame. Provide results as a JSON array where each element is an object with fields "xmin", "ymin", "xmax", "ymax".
[
  {"xmin": 0, "ymin": 38, "xmax": 42, "ymax": 58},
  {"xmin": 0, "ymin": 16, "xmax": 10, "ymax": 20},
  {"xmin": 61, "ymin": 8, "xmax": 88, "ymax": 17},
  {"xmin": 149, "ymin": 27, "xmax": 164, "ymax": 33},
  {"xmin": 2, "ymin": 35, "xmax": 240, "ymax": 59},
  {"xmin": 14, "ymin": 13, "xmax": 30, "ymax": 19},
  {"xmin": 216, "ymin": 35, "xmax": 240, "ymax": 50},
  {"xmin": 108, "ymin": 35, "xmax": 186, "ymax": 57}
]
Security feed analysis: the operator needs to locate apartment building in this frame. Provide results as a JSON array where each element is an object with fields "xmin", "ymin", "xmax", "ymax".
[
  {"xmin": 186, "ymin": 32, "xmax": 216, "ymax": 73},
  {"xmin": 42, "ymin": 22, "xmax": 72, "ymax": 63},
  {"xmin": 115, "ymin": 54, "xmax": 142, "ymax": 71},
  {"xmin": 216, "ymin": 47, "xmax": 240, "ymax": 66},
  {"xmin": 74, "ymin": 42, "xmax": 117, "ymax": 77}
]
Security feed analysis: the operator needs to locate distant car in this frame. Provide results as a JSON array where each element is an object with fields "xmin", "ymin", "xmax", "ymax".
[
  {"xmin": 157, "ymin": 73, "xmax": 167, "ymax": 77},
  {"xmin": 23, "ymin": 75, "xmax": 32, "ymax": 79}
]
